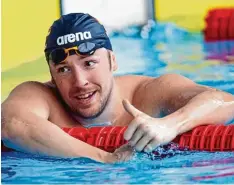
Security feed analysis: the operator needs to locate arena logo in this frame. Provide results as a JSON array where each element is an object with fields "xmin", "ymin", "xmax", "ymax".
[{"xmin": 57, "ymin": 31, "xmax": 92, "ymax": 45}]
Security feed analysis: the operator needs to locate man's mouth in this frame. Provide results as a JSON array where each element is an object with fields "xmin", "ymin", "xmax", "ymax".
[
  {"xmin": 76, "ymin": 91, "xmax": 95, "ymax": 99},
  {"xmin": 75, "ymin": 91, "xmax": 97, "ymax": 101}
]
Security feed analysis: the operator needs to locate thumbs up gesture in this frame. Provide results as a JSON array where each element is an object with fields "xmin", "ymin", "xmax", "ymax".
[{"xmin": 122, "ymin": 99, "xmax": 178, "ymax": 153}]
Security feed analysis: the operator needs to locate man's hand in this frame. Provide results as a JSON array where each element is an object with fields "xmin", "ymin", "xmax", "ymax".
[
  {"xmin": 104, "ymin": 144, "xmax": 135, "ymax": 163},
  {"xmin": 122, "ymin": 99, "xmax": 178, "ymax": 153}
]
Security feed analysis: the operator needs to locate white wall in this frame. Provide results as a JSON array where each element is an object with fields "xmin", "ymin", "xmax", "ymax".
[{"xmin": 61, "ymin": 0, "xmax": 148, "ymax": 32}]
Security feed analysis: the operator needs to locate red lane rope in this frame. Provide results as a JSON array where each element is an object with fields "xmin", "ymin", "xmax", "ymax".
[
  {"xmin": 2, "ymin": 125, "xmax": 234, "ymax": 152},
  {"xmin": 204, "ymin": 8, "xmax": 234, "ymax": 41}
]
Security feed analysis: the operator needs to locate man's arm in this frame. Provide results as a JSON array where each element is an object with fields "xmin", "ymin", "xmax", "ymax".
[
  {"xmin": 1, "ymin": 82, "xmax": 122, "ymax": 163},
  {"xmin": 139, "ymin": 74, "xmax": 234, "ymax": 124},
  {"xmin": 160, "ymin": 82, "xmax": 234, "ymax": 134},
  {"xmin": 123, "ymin": 74, "xmax": 234, "ymax": 152},
  {"xmin": 154, "ymin": 74, "xmax": 234, "ymax": 133}
]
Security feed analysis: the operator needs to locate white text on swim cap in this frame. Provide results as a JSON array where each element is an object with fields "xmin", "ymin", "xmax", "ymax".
[{"xmin": 57, "ymin": 31, "xmax": 92, "ymax": 45}]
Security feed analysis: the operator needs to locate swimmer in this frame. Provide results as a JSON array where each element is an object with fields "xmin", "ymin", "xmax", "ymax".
[{"xmin": 2, "ymin": 13, "xmax": 234, "ymax": 163}]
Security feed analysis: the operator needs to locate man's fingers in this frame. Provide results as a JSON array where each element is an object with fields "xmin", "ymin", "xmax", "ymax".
[
  {"xmin": 143, "ymin": 138, "xmax": 160, "ymax": 153},
  {"xmin": 122, "ymin": 99, "xmax": 143, "ymax": 118},
  {"xmin": 134, "ymin": 132, "xmax": 154, "ymax": 152},
  {"xmin": 128, "ymin": 127, "xmax": 145, "ymax": 146},
  {"xmin": 123, "ymin": 119, "xmax": 141, "ymax": 140}
]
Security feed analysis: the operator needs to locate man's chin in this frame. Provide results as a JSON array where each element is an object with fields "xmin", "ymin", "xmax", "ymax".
[{"xmin": 74, "ymin": 108, "xmax": 102, "ymax": 119}]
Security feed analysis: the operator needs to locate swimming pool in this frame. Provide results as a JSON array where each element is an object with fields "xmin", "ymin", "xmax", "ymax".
[{"xmin": 2, "ymin": 22, "xmax": 234, "ymax": 184}]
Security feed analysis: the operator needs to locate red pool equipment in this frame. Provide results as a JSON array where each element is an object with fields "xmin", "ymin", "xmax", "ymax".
[
  {"xmin": 63, "ymin": 125, "xmax": 234, "ymax": 152},
  {"xmin": 2, "ymin": 124, "xmax": 234, "ymax": 152},
  {"xmin": 204, "ymin": 8, "xmax": 234, "ymax": 41}
]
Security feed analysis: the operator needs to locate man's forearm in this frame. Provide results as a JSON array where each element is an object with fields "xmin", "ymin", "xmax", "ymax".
[
  {"xmin": 162, "ymin": 90, "xmax": 234, "ymax": 135},
  {"xmin": 1, "ymin": 109, "xmax": 109, "ymax": 162}
]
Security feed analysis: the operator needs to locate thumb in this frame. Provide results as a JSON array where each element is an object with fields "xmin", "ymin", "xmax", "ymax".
[{"xmin": 122, "ymin": 99, "xmax": 143, "ymax": 117}]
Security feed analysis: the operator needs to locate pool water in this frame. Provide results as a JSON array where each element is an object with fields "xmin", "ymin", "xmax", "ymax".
[
  {"xmin": 2, "ymin": 21, "xmax": 234, "ymax": 184},
  {"xmin": 2, "ymin": 151, "xmax": 234, "ymax": 184}
]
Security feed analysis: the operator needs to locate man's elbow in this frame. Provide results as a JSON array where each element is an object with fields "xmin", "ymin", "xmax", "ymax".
[
  {"xmin": 1, "ymin": 116, "xmax": 14, "ymax": 151},
  {"xmin": 1, "ymin": 104, "xmax": 25, "ymax": 143},
  {"xmin": 1, "ymin": 113, "xmax": 29, "ymax": 152},
  {"xmin": 1, "ymin": 124, "xmax": 9, "ymax": 141},
  {"xmin": 1, "ymin": 115, "xmax": 18, "ymax": 142}
]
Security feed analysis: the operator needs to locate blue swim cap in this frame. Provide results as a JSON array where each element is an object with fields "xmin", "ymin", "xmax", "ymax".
[{"xmin": 44, "ymin": 13, "xmax": 112, "ymax": 61}]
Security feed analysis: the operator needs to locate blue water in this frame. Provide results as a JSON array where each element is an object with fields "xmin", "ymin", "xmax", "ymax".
[
  {"xmin": 2, "ymin": 151, "xmax": 234, "ymax": 184},
  {"xmin": 2, "ymin": 22, "xmax": 234, "ymax": 184}
]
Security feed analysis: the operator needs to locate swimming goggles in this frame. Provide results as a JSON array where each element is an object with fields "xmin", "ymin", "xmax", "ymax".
[{"xmin": 47, "ymin": 42, "xmax": 102, "ymax": 64}]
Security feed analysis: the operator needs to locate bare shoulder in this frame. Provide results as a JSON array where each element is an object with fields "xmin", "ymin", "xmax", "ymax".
[
  {"xmin": 115, "ymin": 75, "xmax": 152, "ymax": 90},
  {"xmin": 156, "ymin": 73, "xmax": 195, "ymax": 84},
  {"xmin": 116, "ymin": 73, "xmax": 193, "ymax": 90},
  {"xmin": 132, "ymin": 73, "xmax": 199, "ymax": 102},
  {"xmin": 137, "ymin": 73, "xmax": 196, "ymax": 91},
  {"xmin": 131, "ymin": 73, "xmax": 218, "ymax": 116},
  {"xmin": 115, "ymin": 75, "xmax": 152, "ymax": 100},
  {"xmin": 2, "ymin": 81, "xmax": 57, "ymax": 119},
  {"xmin": 130, "ymin": 74, "xmax": 197, "ymax": 116},
  {"xmin": 5, "ymin": 81, "xmax": 55, "ymax": 102}
]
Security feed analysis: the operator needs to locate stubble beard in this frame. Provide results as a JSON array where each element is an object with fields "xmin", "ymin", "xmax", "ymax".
[
  {"xmin": 56, "ymin": 80, "xmax": 114, "ymax": 120},
  {"xmin": 73, "ymin": 81, "xmax": 113, "ymax": 119}
]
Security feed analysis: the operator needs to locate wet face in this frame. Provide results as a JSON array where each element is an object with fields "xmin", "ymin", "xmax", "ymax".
[{"xmin": 49, "ymin": 48, "xmax": 117, "ymax": 119}]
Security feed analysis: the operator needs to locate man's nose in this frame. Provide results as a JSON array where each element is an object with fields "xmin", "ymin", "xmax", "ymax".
[{"xmin": 72, "ymin": 67, "xmax": 89, "ymax": 87}]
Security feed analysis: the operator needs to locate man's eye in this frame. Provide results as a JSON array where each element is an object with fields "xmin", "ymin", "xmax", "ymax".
[
  {"xmin": 58, "ymin": 67, "xmax": 71, "ymax": 73},
  {"xmin": 85, "ymin": 61, "xmax": 96, "ymax": 67}
]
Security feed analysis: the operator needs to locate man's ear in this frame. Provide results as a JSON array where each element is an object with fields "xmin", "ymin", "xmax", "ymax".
[{"xmin": 110, "ymin": 51, "xmax": 118, "ymax": 71}]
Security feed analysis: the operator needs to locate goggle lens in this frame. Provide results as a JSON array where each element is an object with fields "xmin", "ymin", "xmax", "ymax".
[{"xmin": 48, "ymin": 42, "xmax": 100, "ymax": 64}]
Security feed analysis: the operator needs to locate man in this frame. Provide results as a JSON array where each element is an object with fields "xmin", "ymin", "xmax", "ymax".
[{"xmin": 2, "ymin": 13, "xmax": 234, "ymax": 163}]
